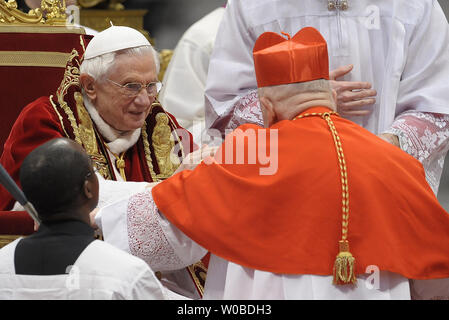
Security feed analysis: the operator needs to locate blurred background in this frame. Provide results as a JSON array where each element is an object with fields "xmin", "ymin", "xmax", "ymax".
[
  {"xmin": 125, "ymin": 0, "xmax": 226, "ymax": 50},
  {"xmin": 131, "ymin": 0, "xmax": 449, "ymax": 50}
]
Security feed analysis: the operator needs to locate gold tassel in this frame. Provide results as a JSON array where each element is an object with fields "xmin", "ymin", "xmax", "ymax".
[{"xmin": 333, "ymin": 240, "xmax": 357, "ymax": 285}]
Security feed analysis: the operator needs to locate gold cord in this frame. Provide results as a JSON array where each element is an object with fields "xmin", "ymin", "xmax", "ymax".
[
  {"xmin": 103, "ymin": 143, "xmax": 127, "ymax": 181},
  {"xmin": 293, "ymin": 111, "xmax": 356, "ymax": 285}
]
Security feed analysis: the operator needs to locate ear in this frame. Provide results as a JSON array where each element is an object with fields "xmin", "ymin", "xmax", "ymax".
[
  {"xmin": 83, "ymin": 179, "xmax": 95, "ymax": 200},
  {"xmin": 79, "ymin": 73, "xmax": 97, "ymax": 101},
  {"xmin": 259, "ymin": 96, "xmax": 277, "ymax": 128}
]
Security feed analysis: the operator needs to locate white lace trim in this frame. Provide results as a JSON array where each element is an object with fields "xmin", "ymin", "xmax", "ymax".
[
  {"xmin": 227, "ymin": 89, "xmax": 263, "ymax": 131},
  {"xmin": 126, "ymin": 192, "xmax": 186, "ymax": 271},
  {"xmin": 384, "ymin": 111, "xmax": 449, "ymax": 195}
]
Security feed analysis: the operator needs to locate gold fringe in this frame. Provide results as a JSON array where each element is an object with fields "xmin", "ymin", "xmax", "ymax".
[{"xmin": 333, "ymin": 240, "xmax": 357, "ymax": 285}]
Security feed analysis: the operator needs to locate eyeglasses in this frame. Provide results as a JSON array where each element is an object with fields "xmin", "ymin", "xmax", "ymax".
[{"xmin": 107, "ymin": 79, "xmax": 163, "ymax": 97}]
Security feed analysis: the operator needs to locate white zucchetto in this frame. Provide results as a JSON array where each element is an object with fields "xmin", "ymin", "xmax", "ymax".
[{"xmin": 84, "ymin": 26, "xmax": 150, "ymax": 60}]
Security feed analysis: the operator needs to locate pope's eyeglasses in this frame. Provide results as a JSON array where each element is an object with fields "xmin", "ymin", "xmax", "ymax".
[{"xmin": 107, "ymin": 79, "xmax": 163, "ymax": 97}]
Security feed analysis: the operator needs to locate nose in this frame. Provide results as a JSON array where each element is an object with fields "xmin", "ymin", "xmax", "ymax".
[{"xmin": 133, "ymin": 88, "xmax": 154, "ymax": 107}]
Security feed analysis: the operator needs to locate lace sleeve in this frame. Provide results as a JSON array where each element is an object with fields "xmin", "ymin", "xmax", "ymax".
[
  {"xmin": 126, "ymin": 192, "xmax": 188, "ymax": 271},
  {"xmin": 226, "ymin": 89, "xmax": 264, "ymax": 131},
  {"xmin": 383, "ymin": 111, "xmax": 449, "ymax": 195},
  {"xmin": 207, "ymin": 89, "xmax": 264, "ymax": 136}
]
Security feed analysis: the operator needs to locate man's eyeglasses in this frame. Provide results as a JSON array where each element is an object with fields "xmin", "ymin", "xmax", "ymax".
[{"xmin": 107, "ymin": 79, "xmax": 163, "ymax": 97}]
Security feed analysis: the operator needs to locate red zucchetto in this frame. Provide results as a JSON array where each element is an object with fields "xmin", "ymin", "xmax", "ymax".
[{"xmin": 253, "ymin": 27, "xmax": 329, "ymax": 88}]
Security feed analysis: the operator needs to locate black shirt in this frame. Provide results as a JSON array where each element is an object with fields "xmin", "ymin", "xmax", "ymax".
[{"xmin": 14, "ymin": 220, "xmax": 95, "ymax": 275}]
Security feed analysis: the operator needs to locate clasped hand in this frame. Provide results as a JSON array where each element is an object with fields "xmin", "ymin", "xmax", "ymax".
[{"xmin": 330, "ymin": 64, "xmax": 377, "ymax": 116}]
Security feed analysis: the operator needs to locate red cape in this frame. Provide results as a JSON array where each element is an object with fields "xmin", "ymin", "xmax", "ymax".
[{"xmin": 153, "ymin": 107, "xmax": 449, "ymax": 280}]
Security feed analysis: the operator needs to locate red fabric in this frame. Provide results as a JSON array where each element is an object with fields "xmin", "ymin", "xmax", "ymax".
[
  {"xmin": 0, "ymin": 211, "xmax": 33, "ymax": 235},
  {"xmin": 153, "ymin": 106, "xmax": 449, "ymax": 280},
  {"xmin": 0, "ymin": 32, "xmax": 93, "ymax": 155},
  {"xmin": 0, "ymin": 97, "xmax": 64, "ymax": 210},
  {"xmin": 253, "ymin": 27, "xmax": 329, "ymax": 87}
]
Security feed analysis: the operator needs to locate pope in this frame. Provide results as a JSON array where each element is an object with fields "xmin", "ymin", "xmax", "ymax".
[{"xmin": 0, "ymin": 25, "xmax": 204, "ymax": 299}]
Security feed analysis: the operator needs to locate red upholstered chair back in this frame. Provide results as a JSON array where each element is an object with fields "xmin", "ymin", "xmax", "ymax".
[
  {"xmin": 0, "ymin": 25, "xmax": 92, "ymax": 246},
  {"xmin": 0, "ymin": 26, "xmax": 89, "ymax": 155},
  {"xmin": 0, "ymin": 210, "xmax": 33, "ymax": 248}
]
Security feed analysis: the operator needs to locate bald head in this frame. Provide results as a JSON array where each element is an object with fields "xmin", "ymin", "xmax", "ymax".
[
  {"xmin": 20, "ymin": 138, "xmax": 98, "ymax": 222},
  {"xmin": 257, "ymin": 79, "xmax": 336, "ymax": 127}
]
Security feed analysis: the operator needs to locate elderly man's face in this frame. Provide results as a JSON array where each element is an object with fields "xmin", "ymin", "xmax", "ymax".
[{"xmin": 93, "ymin": 52, "xmax": 157, "ymax": 132}]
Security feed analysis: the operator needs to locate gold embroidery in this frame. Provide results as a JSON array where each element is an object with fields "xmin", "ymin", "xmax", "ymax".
[
  {"xmin": 49, "ymin": 94, "xmax": 70, "ymax": 139},
  {"xmin": 186, "ymin": 260, "xmax": 208, "ymax": 298},
  {"xmin": 103, "ymin": 143, "xmax": 127, "ymax": 181},
  {"xmin": 75, "ymin": 92, "xmax": 97, "ymax": 156},
  {"xmin": 141, "ymin": 121, "xmax": 158, "ymax": 182},
  {"xmin": 74, "ymin": 92, "xmax": 111, "ymax": 179},
  {"xmin": 55, "ymin": 48, "xmax": 82, "ymax": 145},
  {"xmin": 152, "ymin": 112, "xmax": 179, "ymax": 179},
  {"xmin": 0, "ymin": 51, "xmax": 71, "ymax": 67}
]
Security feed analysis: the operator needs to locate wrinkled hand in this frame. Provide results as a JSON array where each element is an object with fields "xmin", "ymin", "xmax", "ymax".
[
  {"xmin": 378, "ymin": 133, "xmax": 400, "ymax": 148},
  {"xmin": 330, "ymin": 64, "xmax": 377, "ymax": 116},
  {"xmin": 174, "ymin": 145, "xmax": 219, "ymax": 174}
]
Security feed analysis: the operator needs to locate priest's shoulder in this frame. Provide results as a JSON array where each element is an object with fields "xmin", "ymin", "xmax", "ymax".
[{"xmin": 77, "ymin": 240, "xmax": 152, "ymax": 276}]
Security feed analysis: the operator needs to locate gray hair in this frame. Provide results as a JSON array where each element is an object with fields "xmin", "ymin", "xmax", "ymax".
[
  {"xmin": 80, "ymin": 45, "xmax": 160, "ymax": 81},
  {"xmin": 257, "ymin": 79, "xmax": 336, "ymax": 119},
  {"xmin": 258, "ymin": 79, "xmax": 333, "ymax": 102}
]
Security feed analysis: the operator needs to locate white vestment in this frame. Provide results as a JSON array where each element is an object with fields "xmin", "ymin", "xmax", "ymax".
[
  {"xmin": 96, "ymin": 190, "xmax": 449, "ymax": 300},
  {"xmin": 95, "ymin": 179, "xmax": 202, "ymax": 299},
  {"xmin": 204, "ymin": 0, "xmax": 449, "ymax": 194},
  {"xmin": 0, "ymin": 238, "xmax": 174, "ymax": 300},
  {"xmin": 158, "ymin": 7, "xmax": 225, "ymax": 144}
]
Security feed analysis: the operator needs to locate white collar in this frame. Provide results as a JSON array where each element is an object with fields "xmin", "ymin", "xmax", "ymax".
[{"xmin": 83, "ymin": 96, "xmax": 141, "ymax": 154}]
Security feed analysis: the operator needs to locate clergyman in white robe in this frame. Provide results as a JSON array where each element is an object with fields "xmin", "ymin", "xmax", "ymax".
[{"xmin": 0, "ymin": 237, "xmax": 171, "ymax": 300}]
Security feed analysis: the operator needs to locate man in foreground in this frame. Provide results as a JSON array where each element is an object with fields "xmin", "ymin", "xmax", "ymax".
[{"xmin": 0, "ymin": 138, "xmax": 172, "ymax": 299}]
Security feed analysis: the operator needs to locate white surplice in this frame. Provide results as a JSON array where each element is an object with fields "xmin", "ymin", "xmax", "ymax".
[
  {"xmin": 0, "ymin": 238, "xmax": 172, "ymax": 300},
  {"xmin": 158, "ymin": 7, "xmax": 225, "ymax": 144},
  {"xmin": 95, "ymin": 190, "xmax": 449, "ymax": 300},
  {"xmin": 204, "ymin": 0, "xmax": 449, "ymax": 194},
  {"xmin": 96, "ymin": 179, "xmax": 203, "ymax": 299}
]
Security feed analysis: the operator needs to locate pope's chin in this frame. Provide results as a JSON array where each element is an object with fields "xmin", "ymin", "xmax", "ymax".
[{"xmin": 125, "ymin": 111, "xmax": 147, "ymax": 129}]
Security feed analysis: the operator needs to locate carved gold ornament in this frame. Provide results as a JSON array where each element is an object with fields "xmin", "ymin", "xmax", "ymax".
[{"xmin": 0, "ymin": 0, "xmax": 68, "ymax": 25}]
